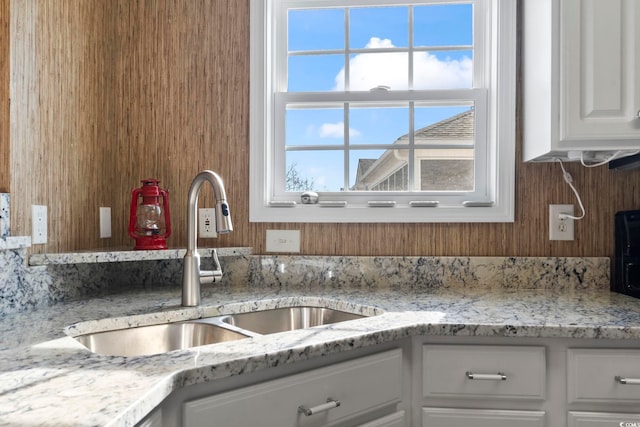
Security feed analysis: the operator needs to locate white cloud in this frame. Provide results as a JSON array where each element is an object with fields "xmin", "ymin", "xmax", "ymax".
[
  {"xmin": 319, "ymin": 122, "xmax": 361, "ymax": 138},
  {"xmin": 333, "ymin": 37, "xmax": 472, "ymax": 91}
]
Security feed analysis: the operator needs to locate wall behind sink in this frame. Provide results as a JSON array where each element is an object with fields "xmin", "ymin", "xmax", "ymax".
[
  {"xmin": 0, "ymin": 0, "xmax": 8, "ymax": 192},
  {"xmin": 2, "ymin": 0, "xmax": 640, "ymax": 258}
]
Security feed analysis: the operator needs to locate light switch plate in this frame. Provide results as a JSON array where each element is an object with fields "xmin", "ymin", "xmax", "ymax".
[{"xmin": 266, "ymin": 230, "xmax": 300, "ymax": 253}]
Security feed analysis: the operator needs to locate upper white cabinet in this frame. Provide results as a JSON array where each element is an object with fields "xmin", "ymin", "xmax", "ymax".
[{"xmin": 523, "ymin": 0, "xmax": 640, "ymax": 162}]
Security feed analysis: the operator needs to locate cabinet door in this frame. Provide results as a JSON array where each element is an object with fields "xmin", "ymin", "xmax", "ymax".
[
  {"xmin": 422, "ymin": 408, "xmax": 545, "ymax": 427},
  {"xmin": 562, "ymin": 0, "xmax": 640, "ymax": 141},
  {"xmin": 183, "ymin": 349, "xmax": 403, "ymax": 427},
  {"xmin": 568, "ymin": 411, "xmax": 640, "ymax": 427}
]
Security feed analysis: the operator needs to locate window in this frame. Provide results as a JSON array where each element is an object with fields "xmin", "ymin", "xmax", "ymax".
[{"xmin": 250, "ymin": 0, "xmax": 516, "ymax": 223}]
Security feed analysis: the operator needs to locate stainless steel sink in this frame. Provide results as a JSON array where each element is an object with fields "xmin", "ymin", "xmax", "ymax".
[
  {"xmin": 74, "ymin": 322, "xmax": 249, "ymax": 357},
  {"xmin": 71, "ymin": 304, "xmax": 377, "ymax": 357},
  {"xmin": 218, "ymin": 306, "xmax": 367, "ymax": 335}
]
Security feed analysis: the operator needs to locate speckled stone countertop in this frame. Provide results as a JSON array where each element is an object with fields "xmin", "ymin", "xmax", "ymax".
[{"xmin": 2, "ymin": 256, "xmax": 640, "ymax": 426}]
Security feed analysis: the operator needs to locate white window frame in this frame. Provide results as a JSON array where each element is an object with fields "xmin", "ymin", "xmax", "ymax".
[{"xmin": 250, "ymin": 0, "xmax": 516, "ymax": 223}]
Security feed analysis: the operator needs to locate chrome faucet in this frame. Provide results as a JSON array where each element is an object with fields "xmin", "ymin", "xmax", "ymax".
[{"xmin": 182, "ymin": 170, "xmax": 233, "ymax": 307}]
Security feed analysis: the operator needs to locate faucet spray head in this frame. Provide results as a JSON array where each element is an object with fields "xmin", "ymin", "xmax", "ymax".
[{"xmin": 215, "ymin": 200, "xmax": 233, "ymax": 234}]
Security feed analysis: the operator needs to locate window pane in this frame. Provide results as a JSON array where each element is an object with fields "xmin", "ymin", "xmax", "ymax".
[
  {"xmin": 349, "ymin": 106, "xmax": 409, "ymax": 146},
  {"xmin": 413, "ymin": 4, "xmax": 473, "ymax": 47},
  {"xmin": 286, "ymin": 108, "xmax": 345, "ymax": 147},
  {"xmin": 286, "ymin": 150, "xmax": 345, "ymax": 192},
  {"xmin": 350, "ymin": 149, "xmax": 400, "ymax": 190},
  {"xmin": 420, "ymin": 159, "xmax": 474, "ymax": 191},
  {"xmin": 414, "ymin": 105, "xmax": 474, "ymax": 140},
  {"xmin": 349, "ymin": 7, "xmax": 408, "ymax": 49},
  {"xmin": 414, "ymin": 106, "xmax": 475, "ymax": 192},
  {"xmin": 348, "ymin": 52, "xmax": 408, "ymax": 91},
  {"xmin": 288, "ymin": 54, "xmax": 345, "ymax": 92},
  {"xmin": 288, "ymin": 9, "xmax": 344, "ymax": 51},
  {"xmin": 413, "ymin": 50, "xmax": 473, "ymax": 89}
]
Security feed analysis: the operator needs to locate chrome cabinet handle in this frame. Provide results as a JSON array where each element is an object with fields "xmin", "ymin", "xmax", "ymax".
[
  {"xmin": 298, "ymin": 398, "xmax": 341, "ymax": 416},
  {"xmin": 466, "ymin": 371, "xmax": 507, "ymax": 381},
  {"xmin": 615, "ymin": 376, "xmax": 640, "ymax": 385}
]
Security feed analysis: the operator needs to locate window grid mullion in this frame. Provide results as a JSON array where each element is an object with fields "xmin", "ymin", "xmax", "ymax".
[
  {"xmin": 344, "ymin": 102, "xmax": 350, "ymax": 191},
  {"xmin": 288, "ymin": 45, "xmax": 472, "ymax": 57},
  {"xmin": 408, "ymin": 101, "xmax": 415, "ymax": 191},
  {"xmin": 408, "ymin": 5, "xmax": 414, "ymax": 91},
  {"xmin": 344, "ymin": 8, "xmax": 350, "ymax": 92},
  {"xmin": 344, "ymin": 9, "xmax": 350, "ymax": 190}
]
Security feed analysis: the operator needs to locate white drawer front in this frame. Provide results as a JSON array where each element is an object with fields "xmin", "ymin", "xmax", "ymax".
[
  {"xmin": 422, "ymin": 408, "xmax": 545, "ymax": 427},
  {"xmin": 183, "ymin": 349, "xmax": 403, "ymax": 427},
  {"xmin": 357, "ymin": 410, "xmax": 405, "ymax": 427},
  {"xmin": 422, "ymin": 345, "xmax": 546, "ymax": 400},
  {"xmin": 568, "ymin": 349, "xmax": 640, "ymax": 403},
  {"xmin": 568, "ymin": 411, "xmax": 640, "ymax": 427}
]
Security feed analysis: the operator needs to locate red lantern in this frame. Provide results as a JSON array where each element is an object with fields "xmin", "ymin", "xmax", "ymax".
[{"xmin": 128, "ymin": 179, "xmax": 171, "ymax": 250}]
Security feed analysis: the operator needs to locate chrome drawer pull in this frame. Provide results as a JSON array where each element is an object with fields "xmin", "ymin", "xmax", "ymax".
[
  {"xmin": 466, "ymin": 371, "xmax": 507, "ymax": 381},
  {"xmin": 298, "ymin": 398, "xmax": 341, "ymax": 416},
  {"xmin": 615, "ymin": 376, "xmax": 640, "ymax": 385}
]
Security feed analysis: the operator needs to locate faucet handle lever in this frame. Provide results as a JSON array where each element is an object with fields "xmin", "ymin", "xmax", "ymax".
[
  {"xmin": 199, "ymin": 249, "xmax": 223, "ymax": 284},
  {"xmin": 200, "ymin": 269, "xmax": 223, "ymax": 284}
]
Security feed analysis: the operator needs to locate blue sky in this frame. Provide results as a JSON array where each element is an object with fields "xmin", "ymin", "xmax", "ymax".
[{"xmin": 285, "ymin": 3, "xmax": 473, "ymax": 192}]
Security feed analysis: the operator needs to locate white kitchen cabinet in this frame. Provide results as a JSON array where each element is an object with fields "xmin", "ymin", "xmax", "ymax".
[
  {"xmin": 182, "ymin": 349, "xmax": 404, "ymax": 427},
  {"xmin": 522, "ymin": 0, "xmax": 640, "ymax": 162},
  {"xmin": 147, "ymin": 337, "xmax": 640, "ymax": 427}
]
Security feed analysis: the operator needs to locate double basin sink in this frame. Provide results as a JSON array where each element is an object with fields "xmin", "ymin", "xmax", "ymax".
[{"xmin": 73, "ymin": 306, "xmax": 375, "ymax": 357}]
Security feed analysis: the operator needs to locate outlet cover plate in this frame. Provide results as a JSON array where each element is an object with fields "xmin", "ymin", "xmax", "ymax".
[
  {"xmin": 32, "ymin": 205, "xmax": 47, "ymax": 244},
  {"xmin": 199, "ymin": 208, "xmax": 217, "ymax": 238},
  {"xmin": 99, "ymin": 207, "xmax": 112, "ymax": 238},
  {"xmin": 549, "ymin": 204, "xmax": 574, "ymax": 241}
]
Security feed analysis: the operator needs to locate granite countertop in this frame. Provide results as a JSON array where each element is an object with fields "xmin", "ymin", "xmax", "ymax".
[{"xmin": 3, "ymin": 281, "xmax": 640, "ymax": 427}]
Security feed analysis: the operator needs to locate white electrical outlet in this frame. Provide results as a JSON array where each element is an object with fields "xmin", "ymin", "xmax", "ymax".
[
  {"xmin": 99, "ymin": 207, "xmax": 112, "ymax": 238},
  {"xmin": 549, "ymin": 204, "xmax": 574, "ymax": 241},
  {"xmin": 266, "ymin": 230, "xmax": 300, "ymax": 253},
  {"xmin": 199, "ymin": 208, "xmax": 217, "ymax": 238},
  {"xmin": 32, "ymin": 205, "xmax": 47, "ymax": 244}
]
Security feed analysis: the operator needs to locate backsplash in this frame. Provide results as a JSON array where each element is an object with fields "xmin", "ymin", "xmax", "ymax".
[
  {"xmin": 0, "ymin": 244, "xmax": 610, "ymax": 316},
  {"xmin": 243, "ymin": 256, "xmax": 610, "ymax": 292}
]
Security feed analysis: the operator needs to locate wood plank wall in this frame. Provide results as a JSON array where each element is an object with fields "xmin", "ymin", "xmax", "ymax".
[
  {"xmin": 7, "ymin": 0, "xmax": 640, "ymax": 257},
  {"xmin": 0, "ymin": 0, "xmax": 8, "ymax": 192}
]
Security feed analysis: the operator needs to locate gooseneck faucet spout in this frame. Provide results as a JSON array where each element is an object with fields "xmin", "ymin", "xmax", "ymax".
[{"xmin": 182, "ymin": 170, "xmax": 233, "ymax": 307}]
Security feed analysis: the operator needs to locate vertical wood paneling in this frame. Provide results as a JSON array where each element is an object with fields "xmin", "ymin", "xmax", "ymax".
[
  {"xmin": 0, "ymin": 0, "xmax": 8, "ymax": 192},
  {"xmin": 8, "ymin": 0, "xmax": 640, "ymax": 258}
]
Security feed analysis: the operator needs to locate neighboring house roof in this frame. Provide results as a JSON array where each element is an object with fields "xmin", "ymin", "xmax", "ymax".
[
  {"xmin": 354, "ymin": 158, "xmax": 377, "ymax": 186},
  {"xmin": 353, "ymin": 109, "xmax": 474, "ymax": 190},
  {"xmin": 398, "ymin": 109, "xmax": 474, "ymax": 143}
]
